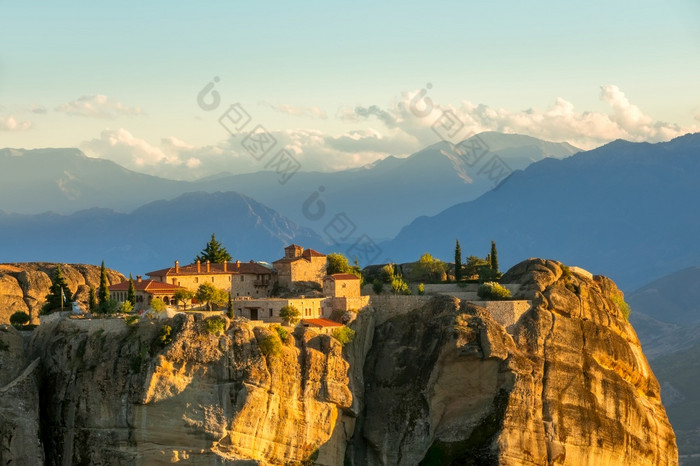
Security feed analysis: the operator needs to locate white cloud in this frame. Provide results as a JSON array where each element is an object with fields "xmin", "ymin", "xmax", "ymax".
[
  {"xmin": 260, "ymin": 102, "xmax": 328, "ymax": 119},
  {"xmin": 0, "ymin": 115, "xmax": 32, "ymax": 131},
  {"xmin": 55, "ymin": 95, "xmax": 143, "ymax": 119},
  {"xmin": 346, "ymin": 85, "xmax": 697, "ymax": 149},
  {"xmin": 81, "ymin": 128, "xmax": 178, "ymax": 168}
]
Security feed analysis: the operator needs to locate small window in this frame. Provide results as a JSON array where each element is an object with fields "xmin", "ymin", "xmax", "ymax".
[
  {"xmin": 240, "ymin": 276, "xmax": 244, "ymax": 282},
  {"xmin": 269, "ymin": 308, "xmax": 273, "ymax": 317},
  {"xmin": 228, "ymin": 276, "xmax": 231, "ymax": 281},
  {"xmin": 195, "ymin": 277, "xmax": 199, "ymax": 283},
  {"xmin": 211, "ymin": 277, "xmax": 215, "ymax": 283}
]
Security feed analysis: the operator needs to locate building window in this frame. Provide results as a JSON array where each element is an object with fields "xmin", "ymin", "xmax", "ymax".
[
  {"xmin": 195, "ymin": 277, "xmax": 199, "ymax": 283},
  {"xmin": 211, "ymin": 277, "xmax": 215, "ymax": 283},
  {"xmin": 172, "ymin": 278, "xmax": 177, "ymax": 285},
  {"xmin": 240, "ymin": 276, "xmax": 244, "ymax": 282},
  {"xmin": 269, "ymin": 308, "xmax": 273, "ymax": 317},
  {"xmin": 228, "ymin": 276, "xmax": 231, "ymax": 281}
]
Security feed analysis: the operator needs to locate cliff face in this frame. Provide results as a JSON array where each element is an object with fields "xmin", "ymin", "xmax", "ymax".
[
  {"xmin": 0, "ymin": 259, "xmax": 678, "ymax": 465},
  {"xmin": 0, "ymin": 262, "xmax": 125, "ymax": 323}
]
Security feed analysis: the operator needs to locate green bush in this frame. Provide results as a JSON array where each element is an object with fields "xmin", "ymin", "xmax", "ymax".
[
  {"xmin": 372, "ymin": 279, "xmax": 384, "ymax": 295},
  {"xmin": 477, "ymin": 282, "xmax": 511, "ymax": 300},
  {"xmin": 273, "ymin": 324, "xmax": 289, "ymax": 342},
  {"xmin": 204, "ymin": 316, "xmax": 225, "ymax": 335},
  {"xmin": 279, "ymin": 305, "xmax": 301, "ymax": 326},
  {"xmin": 332, "ymin": 326, "xmax": 356, "ymax": 346},
  {"xmin": 258, "ymin": 333, "xmax": 282, "ymax": 357},
  {"xmin": 120, "ymin": 301, "xmax": 134, "ymax": 314},
  {"xmin": 158, "ymin": 324, "xmax": 173, "ymax": 346},
  {"xmin": 124, "ymin": 315, "xmax": 140, "ymax": 326},
  {"xmin": 611, "ymin": 294, "xmax": 631, "ymax": 321},
  {"xmin": 390, "ymin": 276, "xmax": 411, "ymax": 295},
  {"xmin": 10, "ymin": 311, "xmax": 31, "ymax": 328}
]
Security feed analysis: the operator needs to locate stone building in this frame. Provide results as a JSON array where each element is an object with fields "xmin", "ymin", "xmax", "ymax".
[
  {"xmin": 322, "ymin": 273, "xmax": 369, "ymax": 315},
  {"xmin": 234, "ymin": 297, "xmax": 325, "ymax": 322},
  {"xmin": 146, "ymin": 260, "xmax": 276, "ymax": 298},
  {"xmin": 273, "ymin": 244, "xmax": 326, "ymax": 289},
  {"xmin": 109, "ymin": 276, "xmax": 184, "ymax": 312}
]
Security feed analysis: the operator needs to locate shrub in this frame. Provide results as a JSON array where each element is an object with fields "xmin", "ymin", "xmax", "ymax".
[
  {"xmin": 158, "ymin": 325, "xmax": 173, "ymax": 346},
  {"xmin": 477, "ymin": 282, "xmax": 511, "ymax": 300},
  {"xmin": 332, "ymin": 326, "xmax": 356, "ymax": 346},
  {"xmin": 372, "ymin": 279, "xmax": 383, "ymax": 295},
  {"xmin": 611, "ymin": 294, "xmax": 631, "ymax": 321},
  {"xmin": 150, "ymin": 298, "xmax": 166, "ymax": 314},
  {"xmin": 279, "ymin": 305, "xmax": 301, "ymax": 326},
  {"xmin": 258, "ymin": 333, "xmax": 282, "ymax": 357},
  {"xmin": 273, "ymin": 324, "xmax": 289, "ymax": 342},
  {"xmin": 124, "ymin": 315, "xmax": 140, "ymax": 326},
  {"xmin": 390, "ymin": 276, "xmax": 411, "ymax": 295},
  {"xmin": 204, "ymin": 316, "xmax": 226, "ymax": 335},
  {"xmin": 418, "ymin": 283, "xmax": 425, "ymax": 295},
  {"xmin": 120, "ymin": 301, "xmax": 134, "ymax": 314},
  {"xmin": 560, "ymin": 264, "xmax": 572, "ymax": 279},
  {"xmin": 10, "ymin": 311, "xmax": 31, "ymax": 328}
]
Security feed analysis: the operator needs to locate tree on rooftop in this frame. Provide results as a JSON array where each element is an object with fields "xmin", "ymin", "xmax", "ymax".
[
  {"xmin": 454, "ymin": 240, "xmax": 463, "ymax": 282},
  {"xmin": 194, "ymin": 233, "xmax": 232, "ymax": 263},
  {"xmin": 326, "ymin": 252, "xmax": 362, "ymax": 279},
  {"xmin": 41, "ymin": 264, "xmax": 72, "ymax": 314}
]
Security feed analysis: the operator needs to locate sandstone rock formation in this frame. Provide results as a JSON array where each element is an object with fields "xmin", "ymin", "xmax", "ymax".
[
  {"xmin": 0, "ymin": 262, "xmax": 125, "ymax": 323},
  {"xmin": 0, "ymin": 258, "xmax": 678, "ymax": 465}
]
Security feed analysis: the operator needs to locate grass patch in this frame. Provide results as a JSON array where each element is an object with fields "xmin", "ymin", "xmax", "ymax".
[
  {"xmin": 610, "ymin": 294, "xmax": 631, "ymax": 320},
  {"xmin": 204, "ymin": 316, "xmax": 225, "ymax": 336}
]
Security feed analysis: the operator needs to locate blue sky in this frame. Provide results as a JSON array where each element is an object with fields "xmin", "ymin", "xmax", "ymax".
[{"xmin": 2, "ymin": 0, "xmax": 699, "ymax": 179}]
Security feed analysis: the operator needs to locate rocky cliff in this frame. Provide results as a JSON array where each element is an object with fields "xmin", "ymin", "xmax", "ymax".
[
  {"xmin": 0, "ymin": 262, "xmax": 125, "ymax": 323},
  {"xmin": 0, "ymin": 259, "xmax": 678, "ymax": 465}
]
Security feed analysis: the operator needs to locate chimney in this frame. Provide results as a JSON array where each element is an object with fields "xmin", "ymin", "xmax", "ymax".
[
  {"xmin": 136, "ymin": 275, "xmax": 142, "ymax": 283},
  {"xmin": 206, "ymin": 260, "xmax": 210, "ymax": 272},
  {"xmin": 196, "ymin": 260, "xmax": 201, "ymax": 273},
  {"xmin": 224, "ymin": 262, "xmax": 227, "ymax": 272},
  {"xmin": 175, "ymin": 260, "xmax": 179, "ymax": 273},
  {"xmin": 236, "ymin": 260, "xmax": 240, "ymax": 267}
]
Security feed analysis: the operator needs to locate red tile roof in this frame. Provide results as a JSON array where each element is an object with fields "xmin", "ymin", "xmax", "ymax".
[
  {"xmin": 301, "ymin": 318, "xmax": 343, "ymax": 327},
  {"xmin": 325, "ymin": 273, "xmax": 360, "ymax": 281},
  {"xmin": 147, "ymin": 261, "xmax": 274, "ymax": 277},
  {"xmin": 273, "ymin": 247, "xmax": 326, "ymax": 264},
  {"xmin": 109, "ymin": 279, "xmax": 183, "ymax": 293}
]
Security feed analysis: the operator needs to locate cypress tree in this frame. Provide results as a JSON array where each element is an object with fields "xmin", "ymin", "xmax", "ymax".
[
  {"xmin": 127, "ymin": 274, "xmax": 136, "ymax": 306},
  {"xmin": 454, "ymin": 239, "xmax": 463, "ymax": 282},
  {"xmin": 194, "ymin": 233, "xmax": 232, "ymax": 263},
  {"xmin": 227, "ymin": 293, "xmax": 234, "ymax": 319},
  {"xmin": 490, "ymin": 240, "xmax": 499, "ymax": 273},
  {"xmin": 43, "ymin": 265, "xmax": 72, "ymax": 313},
  {"xmin": 98, "ymin": 260, "xmax": 110, "ymax": 307},
  {"xmin": 88, "ymin": 286, "xmax": 98, "ymax": 312}
]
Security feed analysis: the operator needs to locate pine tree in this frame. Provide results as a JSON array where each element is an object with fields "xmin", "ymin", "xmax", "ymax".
[
  {"xmin": 490, "ymin": 240, "xmax": 499, "ymax": 273},
  {"xmin": 42, "ymin": 265, "xmax": 72, "ymax": 314},
  {"xmin": 98, "ymin": 260, "xmax": 110, "ymax": 307},
  {"xmin": 454, "ymin": 239, "xmax": 463, "ymax": 282},
  {"xmin": 127, "ymin": 274, "xmax": 136, "ymax": 306},
  {"xmin": 194, "ymin": 233, "xmax": 232, "ymax": 263},
  {"xmin": 88, "ymin": 286, "xmax": 98, "ymax": 312}
]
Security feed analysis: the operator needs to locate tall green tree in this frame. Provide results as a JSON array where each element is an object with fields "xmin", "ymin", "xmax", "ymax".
[
  {"xmin": 413, "ymin": 253, "xmax": 448, "ymax": 282},
  {"xmin": 454, "ymin": 240, "xmax": 463, "ymax": 282},
  {"xmin": 194, "ymin": 233, "xmax": 232, "ymax": 263},
  {"xmin": 88, "ymin": 286, "xmax": 98, "ymax": 312},
  {"xmin": 195, "ymin": 283, "xmax": 228, "ymax": 311},
  {"xmin": 490, "ymin": 240, "xmax": 499, "ymax": 273},
  {"xmin": 326, "ymin": 252, "xmax": 362, "ymax": 279},
  {"xmin": 227, "ymin": 293, "xmax": 234, "ymax": 319},
  {"xmin": 98, "ymin": 260, "xmax": 110, "ymax": 306},
  {"xmin": 42, "ymin": 264, "xmax": 72, "ymax": 314},
  {"xmin": 127, "ymin": 274, "xmax": 136, "ymax": 306}
]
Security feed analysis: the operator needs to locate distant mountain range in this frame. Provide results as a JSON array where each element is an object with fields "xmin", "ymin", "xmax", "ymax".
[
  {"xmin": 384, "ymin": 133, "xmax": 700, "ymax": 290},
  {"xmin": 0, "ymin": 191, "xmax": 325, "ymax": 276},
  {"xmin": 0, "ymin": 132, "xmax": 579, "ymax": 239},
  {"xmin": 627, "ymin": 267, "xmax": 700, "ymax": 461}
]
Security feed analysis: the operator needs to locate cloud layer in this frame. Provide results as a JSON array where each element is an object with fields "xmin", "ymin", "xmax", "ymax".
[
  {"xmin": 78, "ymin": 85, "xmax": 697, "ymax": 179},
  {"xmin": 0, "ymin": 115, "xmax": 32, "ymax": 131},
  {"xmin": 55, "ymin": 95, "xmax": 143, "ymax": 119}
]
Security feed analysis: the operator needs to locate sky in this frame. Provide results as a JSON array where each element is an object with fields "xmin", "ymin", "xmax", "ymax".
[{"xmin": 2, "ymin": 0, "xmax": 699, "ymax": 180}]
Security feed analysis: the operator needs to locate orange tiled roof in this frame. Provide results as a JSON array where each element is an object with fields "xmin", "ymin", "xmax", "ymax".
[
  {"xmin": 273, "ymin": 247, "xmax": 326, "ymax": 264},
  {"xmin": 147, "ymin": 261, "xmax": 274, "ymax": 277},
  {"xmin": 109, "ymin": 279, "xmax": 183, "ymax": 293},
  {"xmin": 324, "ymin": 273, "xmax": 360, "ymax": 281},
  {"xmin": 301, "ymin": 318, "xmax": 343, "ymax": 327}
]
